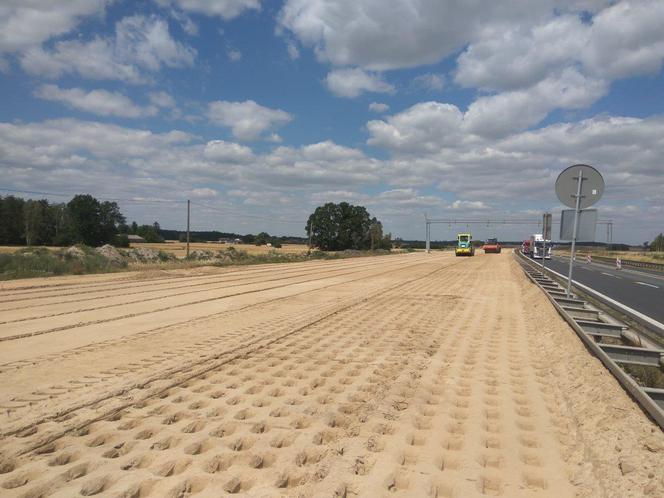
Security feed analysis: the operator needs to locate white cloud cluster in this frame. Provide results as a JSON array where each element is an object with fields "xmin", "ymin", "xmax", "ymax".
[
  {"xmin": 456, "ymin": 1, "xmax": 664, "ymax": 90},
  {"xmin": 325, "ymin": 68, "xmax": 394, "ymax": 98},
  {"xmin": 0, "ymin": 0, "xmax": 108, "ymax": 54},
  {"xmin": 21, "ymin": 15, "xmax": 196, "ymax": 84},
  {"xmin": 36, "ymin": 84, "xmax": 158, "ymax": 119},
  {"xmin": 280, "ymin": 0, "xmax": 664, "ymax": 130},
  {"xmin": 368, "ymin": 68, "xmax": 608, "ymax": 143},
  {"xmin": 2, "ymin": 112, "xmax": 662, "ymax": 239},
  {"xmin": 278, "ymin": 0, "xmax": 584, "ymax": 71},
  {"xmin": 207, "ymin": 100, "xmax": 293, "ymax": 141},
  {"xmin": 156, "ymin": 0, "xmax": 260, "ymax": 20}
]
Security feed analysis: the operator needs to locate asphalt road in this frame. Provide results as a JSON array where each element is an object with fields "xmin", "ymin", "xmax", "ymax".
[{"xmin": 536, "ymin": 255, "xmax": 664, "ymax": 325}]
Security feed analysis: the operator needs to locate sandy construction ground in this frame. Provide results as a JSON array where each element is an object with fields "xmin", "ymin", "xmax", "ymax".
[{"xmin": 0, "ymin": 252, "xmax": 663, "ymax": 497}]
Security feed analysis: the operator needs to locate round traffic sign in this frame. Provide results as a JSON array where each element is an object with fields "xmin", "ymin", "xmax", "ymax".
[{"xmin": 555, "ymin": 164, "xmax": 604, "ymax": 209}]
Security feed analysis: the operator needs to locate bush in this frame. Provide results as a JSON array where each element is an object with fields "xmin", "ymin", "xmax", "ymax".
[
  {"xmin": 0, "ymin": 246, "xmax": 125, "ymax": 280},
  {"xmin": 113, "ymin": 234, "xmax": 130, "ymax": 247}
]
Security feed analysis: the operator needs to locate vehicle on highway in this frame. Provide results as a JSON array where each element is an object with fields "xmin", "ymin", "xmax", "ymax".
[
  {"xmin": 529, "ymin": 233, "xmax": 552, "ymax": 259},
  {"xmin": 455, "ymin": 233, "xmax": 475, "ymax": 256},
  {"xmin": 483, "ymin": 238, "xmax": 501, "ymax": 253},
  {"xmin": 522, "ymin": 239, "xmax": 531, "ymax": 254}
]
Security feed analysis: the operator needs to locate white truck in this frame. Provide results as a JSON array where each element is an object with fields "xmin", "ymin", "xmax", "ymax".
[{"xmin": 529, "ymin": 234, "xmax": 552, "ymax": 259}]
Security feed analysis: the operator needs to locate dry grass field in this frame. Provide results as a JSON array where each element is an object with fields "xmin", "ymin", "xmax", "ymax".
[
  {"xmin": 0, "ymin": 252, "xmax": 662, "ymax": 497},
  {"xmin": 0, "ymin": 242, "xmax": 309, "ymax": 256},
  {"xmin": 136, "ymin": 241, "xmax": 309, "ymax": 257}
]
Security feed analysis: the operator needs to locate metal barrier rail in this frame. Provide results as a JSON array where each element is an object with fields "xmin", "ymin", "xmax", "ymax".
[
  {"xmin": 587, "ymin": 254, "xmax": 664, "ymax": 272},
  {"xmin": 515, "ymin": 251, "xmax": 664, "ymax": 428}
]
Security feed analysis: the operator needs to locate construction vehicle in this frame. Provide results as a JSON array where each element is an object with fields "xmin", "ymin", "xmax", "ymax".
[
  {"xmin": 482, "ymin": 238, "xmax": 501, "ymax": 253},
  {"xmin": 529, "ymin": 233, "xmax": 552, "ymax": 259},
  {"xmin": 455, "ymin": 233, "xmax": 475, "ymax": 256}
]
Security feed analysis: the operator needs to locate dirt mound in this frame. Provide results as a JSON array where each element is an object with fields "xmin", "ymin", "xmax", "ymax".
[
  {"xmin": 125, "ymin": 247, "xmax": 161, "ymax": 263},
  {"xmin": 65, "ymin": 246, "xmax": 86, "ymax": 259},
  {"xmin": 95, "ymin": 244, "xmax": 125, "ymax": 267},
  {"xmin": 188, "ymin": 249, "xmax": 215, "ymax": 260}
]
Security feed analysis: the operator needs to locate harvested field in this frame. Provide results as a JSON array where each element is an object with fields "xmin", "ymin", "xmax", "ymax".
[
  {"xmin": 133, "ymin": 242, "xmax": 309, "ymax": 257},
  {"xmin": 0, "ymin": 252, "xmax": 662, "ymax": 497}
]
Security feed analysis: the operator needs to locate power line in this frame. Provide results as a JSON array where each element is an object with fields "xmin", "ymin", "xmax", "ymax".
[
  {"xmin": 0, "ymin": 187, "xmax": 186, "ymax": 204},
  {"xmin": 190, "ymin": 200, "xmax": 303, "ymax": 225}
]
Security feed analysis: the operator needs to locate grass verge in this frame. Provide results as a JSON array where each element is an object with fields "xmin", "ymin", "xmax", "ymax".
[{"xmin": 0, "ymin": 246, "xmax": 402, "ymax": 280}]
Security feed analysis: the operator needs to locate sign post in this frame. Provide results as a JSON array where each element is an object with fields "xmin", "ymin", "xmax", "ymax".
[
  {"xmin": 541, "ymin": 213, "xmax": 551, "ymax": 275},
  {"xmin": 555, "ymin": 164, "xmax": 604, "ymax": 297}
]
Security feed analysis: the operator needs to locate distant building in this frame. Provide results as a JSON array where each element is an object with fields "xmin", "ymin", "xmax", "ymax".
[{"xmin": 127, "ymin": 234, "xmax": 146, "ymax": 243}]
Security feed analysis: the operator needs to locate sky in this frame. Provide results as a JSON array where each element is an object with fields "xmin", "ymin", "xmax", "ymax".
[{"xmin": 1, "ymin": 0, "xmax": 663, "ymax": 243}]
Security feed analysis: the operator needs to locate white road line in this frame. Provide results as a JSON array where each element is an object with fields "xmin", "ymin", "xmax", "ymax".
[
  {"xmin": 601, "ymin": 272, "xmax": 622, "ymax": 279},
  {"xmin": 542, "ymin": 265, "xmax": 664, "ymax": 333},
  {"xmin": 635, "ymin": 281, "xmax": 659, "ymax": 289}
]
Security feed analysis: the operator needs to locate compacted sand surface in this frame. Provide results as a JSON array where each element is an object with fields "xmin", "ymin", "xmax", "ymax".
[{"xmin": 0, "ymin": 252, "xmax": 662, "ymax": 497}]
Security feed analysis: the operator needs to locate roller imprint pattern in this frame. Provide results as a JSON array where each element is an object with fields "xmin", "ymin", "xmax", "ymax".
[{"xmin": 3, "ymin": 253, "xmax": 663, "ymax": 497}]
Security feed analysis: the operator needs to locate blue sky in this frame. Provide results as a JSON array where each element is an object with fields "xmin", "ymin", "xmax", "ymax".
[{"xmin": 1, "ymin": 0, "xmax": 663, "ymax": 242}]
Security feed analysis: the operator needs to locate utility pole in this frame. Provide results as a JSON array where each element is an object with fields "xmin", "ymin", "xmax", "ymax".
[
  {"xmin": 186, "ymin": 199, "xmax": 190, "ymax": 258},
  {"xmin": 308, "ymin": 220, "xmax": 314, "ymax": 253}
]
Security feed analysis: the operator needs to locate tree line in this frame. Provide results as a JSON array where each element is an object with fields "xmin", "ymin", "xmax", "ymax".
[
  {"xmin": 1, "ymin": 195, "xmax": 392, "ymax": 251},
  {"xmin": 0, "ymin": 194, "xmax": 125, "ymax": 247}
]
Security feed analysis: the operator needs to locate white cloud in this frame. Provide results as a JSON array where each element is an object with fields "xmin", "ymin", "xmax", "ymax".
[
  {"xmin": 369, "ymin": 69, "xmax": 608, "ymax": 145},
  {"xmin": 411, "ymin": 73, "xmax": 445, "ymax": 91},
  {"xmin": 227, "ymin": 48, "xmax": 242, "ymax": 61},
  {"xmin": 0, "ymin": 0, "xmax": 108, "ymax": 54},
  {"xmin": 1, "ymin": 114, "xmax": 663, "ymax": 240},
  {"xmin": 463, "ymin": 68, "xmax": 608, "ymax": 138},
  {"xmin": 35, "ymin": 84, "xmax": 158, "ymax": 118},
  {"xmin": 582, "ymin": 0, "xmax": 664, "ymax": 79},
  {"xmin": 156, "ymin": 0, "xmax": 261, "ymax": 20},
  {"xmin": 325, "ymin": 67, "xmax": 394, "ymax": 98},
  {"xmin": 148, "ymin": 91, "xmax": 176, "ymax": 108},
  {"xmin": 207, "ymin": 100, "xmax": 292, "ymax": 141},
  {"xmin": 20, "ymin": 15, "xmax": 196, "ymax": 83},
  {"xmin": 203, "ymin": 140, "xmax": 254, "ymax": 163},
  {"xmin": 286, "ymin": 41, "xmax": 300, "ymax": 60},
  {"xmin": 367, "ymin": 101, "xmax": 466, "ymax": 153},
  {"xmin": 450, "ymin": 200, "xmax": 489, "ymax": 210},
  {"xmin": 278, "ymin": 0, "xmax": 576, "ymax": 71},
  {"xmin": 454, "ymin": 1, "xmax": 664, "ymax": 93},
  {"xmin": 190, "ymin": 187, "xmax": 218, "ymax": 198},
  {"xmin": 369, "ymin": 102, "xmax": 389, "ymax": 113}
]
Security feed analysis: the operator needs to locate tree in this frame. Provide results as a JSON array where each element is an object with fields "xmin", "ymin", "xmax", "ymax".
[
  {"xmin": 67, "ymin": 194, "xmax": 124, "ymax": 246},
  {"xmin": 0, "ymin": 196, "xmax": 26, "ymax": 245},
  {"xmin": 651, "ymin": 233, "xmax": 664, "ymax": 252},
  {"xmin": 306, "ymin": 202, "xmax": 378, "ymax": 251},
  {"xmin": 24, "ymin": 199, "xmax": 55, "ymax": 246},
  {"xmin": 254, "ymin": 232, "xmax": 271, "ymax": 245}
]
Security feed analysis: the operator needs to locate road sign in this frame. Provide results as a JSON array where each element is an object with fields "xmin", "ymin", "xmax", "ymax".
[
  {"xmin": 542, "ymin": 213, "xmax": 552, "ymax": 240},
  {"xmin": 560, "ymin": 209, "xmax": 597, "ymax": 241},
  {"xmin": 555, "ymin": 164, "xmax": 604, "ymax": 209},
  {"xmin": 555, "ymin": 164, "xmax": 605, "ymax": 297}
]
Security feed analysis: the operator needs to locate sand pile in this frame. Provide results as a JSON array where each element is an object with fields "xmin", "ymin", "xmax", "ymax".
[{"xmin": 95, "ymin": 244, "xmax": 125, "ymax": 266}]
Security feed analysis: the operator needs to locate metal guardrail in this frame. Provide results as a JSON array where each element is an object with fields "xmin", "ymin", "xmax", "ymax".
[
  {"xmin": 579, "ymin": 254, "xmax": 664, "ymax": 272},
  {"xmin": 516, "ymin": 251, "xmax": 664, "ymax": 429}
]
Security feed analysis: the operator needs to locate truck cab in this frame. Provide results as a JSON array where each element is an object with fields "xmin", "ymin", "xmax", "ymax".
[
  {"xmin": 530, "ymin": 234, "xmax": 552, "ymax": 259},
  {"xmin": 455, "ymin": 233, "xmax": 475, "ymax": 256}
]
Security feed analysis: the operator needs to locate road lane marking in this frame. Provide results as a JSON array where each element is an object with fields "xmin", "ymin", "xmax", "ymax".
[
  {"xmin": 540, "ymin": 265, "xmax": 664, "ymax": 333},
  {"xmin": 635, "ymin": 281, "xmax": 659, "ymax": 289},
  {"xmin": 601, "ymin": 272, "xmax": 622, "ymax": 279}
]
